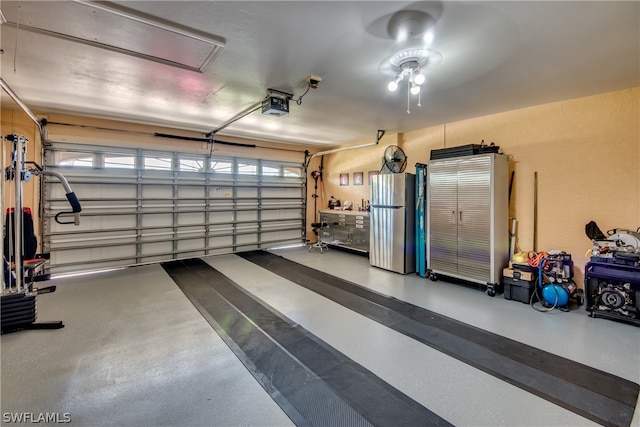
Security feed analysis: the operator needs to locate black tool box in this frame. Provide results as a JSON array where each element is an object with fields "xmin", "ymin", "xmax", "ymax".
[
  {"xmin": 503, "ymin": 267, "xmax": 538, "ymax": 304},
  {"xmin": 430, "ymin": 144, "xmax": 500, "ymax": 160}
]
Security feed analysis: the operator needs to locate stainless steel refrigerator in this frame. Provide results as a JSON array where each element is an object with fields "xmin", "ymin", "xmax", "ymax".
[{"xmin": 369, "ymin": 173, "xmax": 416, "ymax": 274}]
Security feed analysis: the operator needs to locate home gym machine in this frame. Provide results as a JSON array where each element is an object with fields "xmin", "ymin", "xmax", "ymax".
[{"xmin": 2, "ymin": 134, "xmax": 82, "ymax": 334}]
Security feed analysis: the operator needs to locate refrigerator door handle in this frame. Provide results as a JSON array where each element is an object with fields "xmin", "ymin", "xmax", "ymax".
[{"xmin": 371, "ymin": 205, "xmax": 403, "ymax": 209}]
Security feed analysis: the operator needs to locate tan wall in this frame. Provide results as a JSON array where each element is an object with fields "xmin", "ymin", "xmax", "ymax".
[
  {"xmin": 321, "ymin": 88, "xmax": 640, "ymax": 282},
  {"xmin": 1, "ymin": 108, "xmax": 42, "ymax": 237},
  {"xmin": 317, "ymin": 132, "xmax": 400, "ymax": 212}
]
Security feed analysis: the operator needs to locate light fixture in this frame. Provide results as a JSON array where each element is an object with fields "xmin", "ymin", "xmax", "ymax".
[
  {"xmin": 386, "ymin": 60, "xmax": 424, "ymax": 114},
  {"xmin": 387, "ymin": 61, "xmax": 423, "ymax": 95},
  {"xmin": 387, "ymin": 75, "xmax": 402, "ymax": 91},
  {"xmin": 383, "ymin": 48, "xmax": 442, "ymax": 115}
]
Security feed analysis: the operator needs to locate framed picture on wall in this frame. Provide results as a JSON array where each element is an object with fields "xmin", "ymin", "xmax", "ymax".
[
  {"xmin": 353, "ymin": 172, "xmax": 363, "ymax": 186},
  {"xmin": 368, "ymin": 170, "xmax": 378, "ymax": 185},
  {"xmin": 340, "ymin": 173, "xmax": 349, "ymax": 186}
]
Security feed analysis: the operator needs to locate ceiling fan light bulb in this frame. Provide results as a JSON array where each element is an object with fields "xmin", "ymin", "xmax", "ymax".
[
  {"xmin": 413, "ymin": 72, "xmax": 426, "ymax": 85},
  {"xmin": 423, "ymin": 29, "xmax": 434, "ymax": 45},
  {"xmin": 410, "ymin": 85, "xmax": 420, "ymax": 95},
  {"xmin": 388, "ymin": 80, "xmax": 399, "ymax": 91},
  {"xmin": 396, "ymin": 28, "xmax": 408, "ymax": 42}
]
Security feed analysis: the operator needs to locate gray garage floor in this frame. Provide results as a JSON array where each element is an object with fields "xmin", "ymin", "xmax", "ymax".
[{"xmin": 1, "ymin": 246, "xmax": 639, "ymax": 426}]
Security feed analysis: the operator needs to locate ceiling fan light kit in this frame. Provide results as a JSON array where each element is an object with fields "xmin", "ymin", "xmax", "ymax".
[
  {"xmin": 382, "ymin": 8, "xmax": 443, "ymax": 115},
  {"xmin": 385, "ymin": 47, "xmax": 442, "ymax": 114}
]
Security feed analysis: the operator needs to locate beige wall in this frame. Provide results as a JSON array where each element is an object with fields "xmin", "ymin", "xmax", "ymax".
[
  {"xmin": 1, "ymin": 109, "xmax": 43, "ymax": 232},
  {"xmin": 314, "ymin": 132, "xmax": 401, "ymax": 213},
  {"xmin": 321, "ymin": 87, "xmax": 640, "ymax": 282}
]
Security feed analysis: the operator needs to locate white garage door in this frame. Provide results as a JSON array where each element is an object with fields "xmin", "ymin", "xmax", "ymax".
[{"xmin": 42, "ymin": 142, "xmax": 305, "ymax": 275}]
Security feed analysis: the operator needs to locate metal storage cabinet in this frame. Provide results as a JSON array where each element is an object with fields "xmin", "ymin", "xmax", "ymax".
[{"xmin": 426, "ymin": 153, "xmax": 509, "ymax": 292}]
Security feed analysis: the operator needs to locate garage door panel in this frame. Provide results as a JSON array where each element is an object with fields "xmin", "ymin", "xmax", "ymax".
[
  {"xmin": 262, "ymin": 230, "xmax": 301, "ymax": 242},
  {"xmin": 176, "ymin": 212, "xmax": 205, "ymax": 225},
  {"xmin": 142, "ymin": 214, "xmax": 174, "ymax": 227},
  {"xmin": 237, "ymin": 211, "xmax": 258, "ymax": 221},
  {"xmin": 140, "ymin": 233, "xmax": 174, "ymax": 243},
  {"xmin": 236, "ymin": 233, "xmax": 258, "ymax": 245},
  {"xmin": 209, "ymin": 224, "xmax": 233, "ymax": 233},
  {"xmin": 52, "ymin": 246, "xmax": 136, "ymax": 266},
  {"xmin": 140, "ymin": 241, "xmax": 173, "ymax": 256},
  {"xmin": 210, "ymin": 211, "xmax": 234, "ymax": 222},
  {"xmin": 178, "ymin": 186, "xmax": 205, "ymax": 198},
  {"xmin": 81, "ymin": 200, "xmax": 138, "ymax": 210},
  {"xmin": 208, "ymin": 186, "xmax": 233, "ymax": 197},
  {"xmin": 210, "ymin": 200, "xmax": 234, "ymax": 209},
  {"xmin": 51, "ymin": 234, "xmax": 136, "ymax": 249},
  {"xmin": 48, "ymin": 217, "xmax": 99, "ymax": 234},
  {"xmin": 51, "ymin": 215, "xmax": 137, "ymax": 233},
  {"xmin": 142, "ymin": 255, "xmax": 176, "ymax": 264},
  {"xmin": 236, "ymin": 187, "xmax": 258, "ymax": 197},
  {"xmin": 43, "ymin": 144, "xmax": 305, "ymax": 274},
  {"xmin": 238, "ymin": 244, "xmax": 260, "ymax": 251},
  {"xmin": 209, "ymin": 235, "xmax": 233, "ymax": 248},
  {"xmin": 90, "ymin": 184, "xmax": 138, "ymax": 198},
  {"xmin": 178, "ymin": 238, "xmax": 206, "ymax": 251},
  {"xmin": 261, "ymin": 187, "xmax": 301, "ymax": 198},
  {"xmin": 142, "ymin": 185, "xmax": 173, "ymax": 198},
  {"xmin": 261, "ymin": 210, "xmax": 301, "ymax": 221}
]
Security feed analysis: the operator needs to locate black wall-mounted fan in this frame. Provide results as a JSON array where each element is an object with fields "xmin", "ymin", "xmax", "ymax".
[{"xmin": 381, "ymin": 145, "xmax": 407, "ymax": 173}]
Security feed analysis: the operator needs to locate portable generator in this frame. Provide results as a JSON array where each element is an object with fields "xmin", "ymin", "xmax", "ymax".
[{"xmin": 584, "ymin": 223, "xmax": 640, "ymax": 325}]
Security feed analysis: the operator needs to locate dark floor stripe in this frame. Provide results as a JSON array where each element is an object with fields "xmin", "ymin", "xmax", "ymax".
[
  {"xmin": 162, "ymin": 258, "xmax": 452, "ymax": 427},
  {"xmin": 238, "ymin": 250, "xmax": 640, "ymax": 427}
]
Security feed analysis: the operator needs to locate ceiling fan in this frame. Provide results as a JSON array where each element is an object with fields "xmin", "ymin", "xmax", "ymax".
[
  {"xmin": 381, "ymin": 145, "xmax": 407, "ymax": 174},
  {"xmin": 372, "ymin": 3, "xmax": 519, "ymax": 115}
]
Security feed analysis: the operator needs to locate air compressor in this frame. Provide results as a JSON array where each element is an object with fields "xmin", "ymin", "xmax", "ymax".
[{"xmin": 535, "ymin": 253, "xmax": 583, "ymax": 311}]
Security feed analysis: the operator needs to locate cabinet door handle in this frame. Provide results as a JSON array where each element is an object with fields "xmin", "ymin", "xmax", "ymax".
[{"xmin": 459, "ymin": 210, "xmax": 463, "ymax": 224}]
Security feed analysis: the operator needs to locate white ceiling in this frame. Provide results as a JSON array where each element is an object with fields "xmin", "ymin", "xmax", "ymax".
[{"xmin": 1, "ymin": 1, "xmax": 638, "ymax": 148}]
